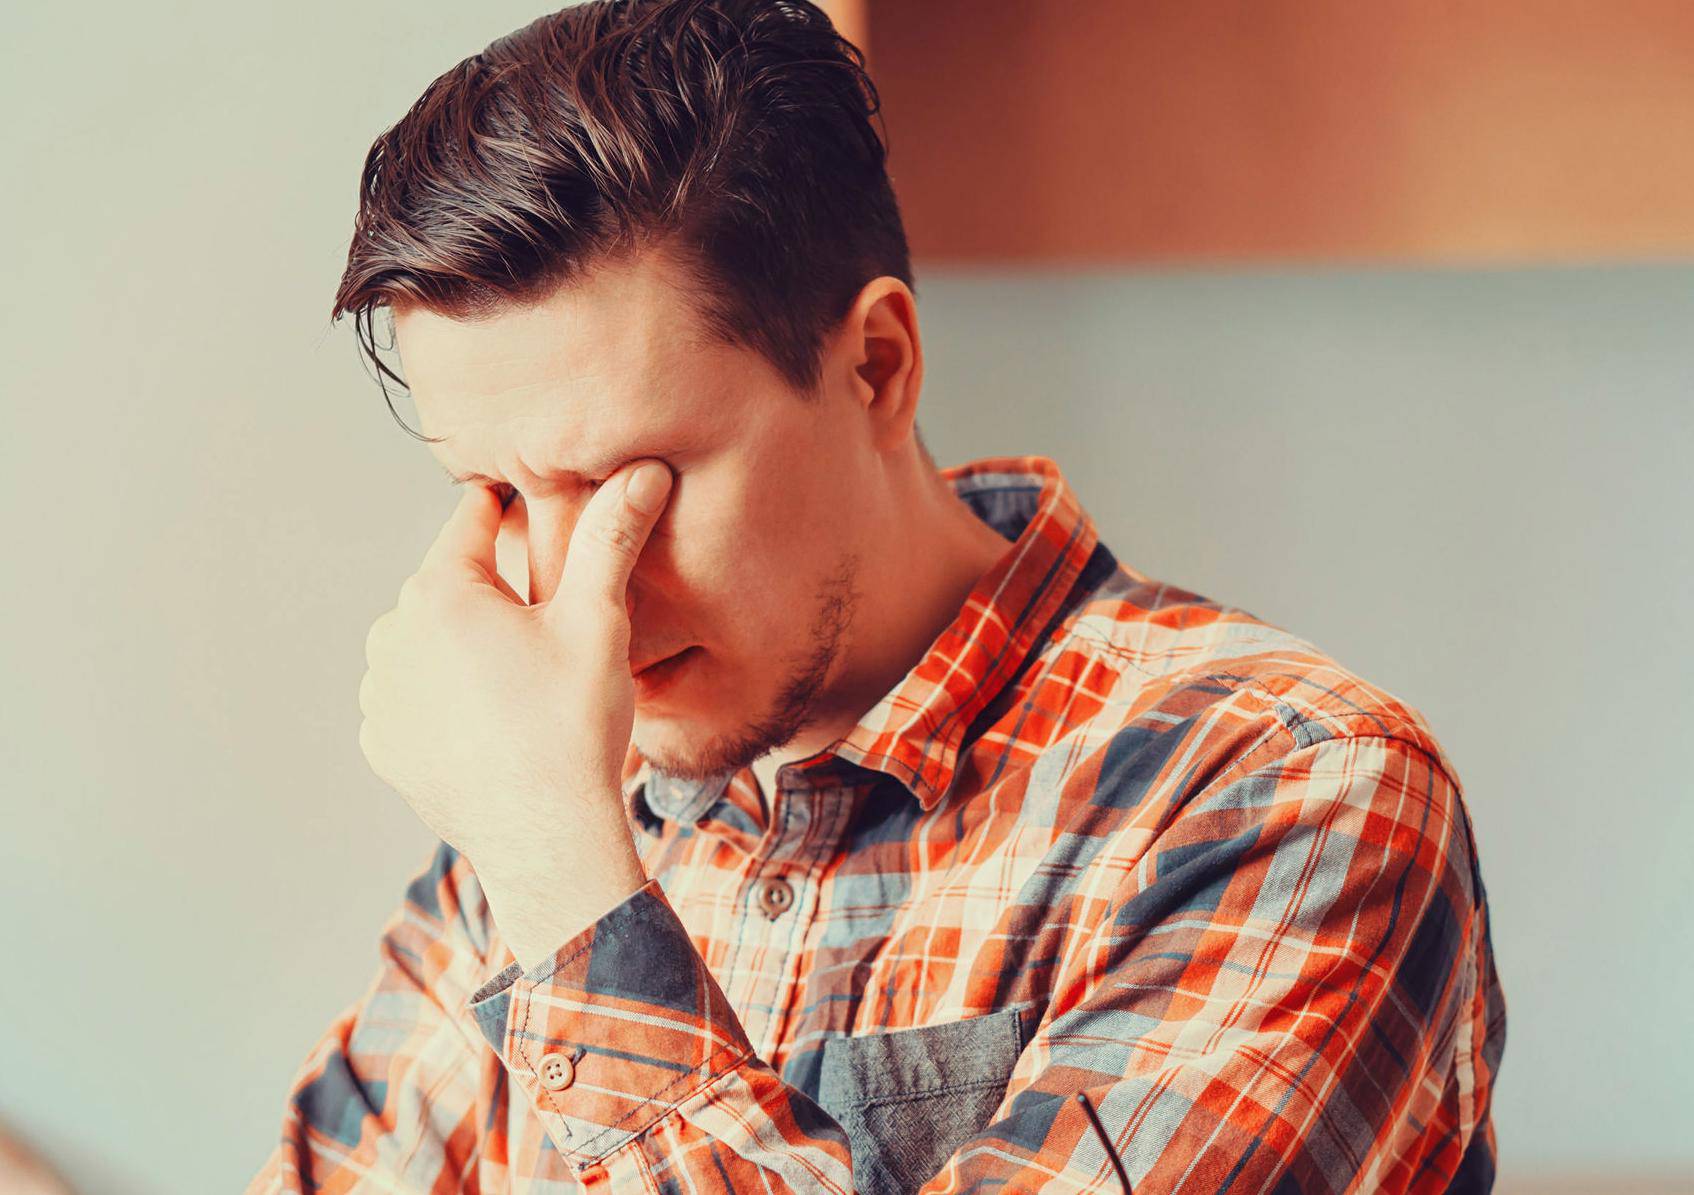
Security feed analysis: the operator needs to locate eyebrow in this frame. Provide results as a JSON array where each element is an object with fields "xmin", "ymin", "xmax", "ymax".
[
  {"xmin": 439, "ymin": 446, "xmax": 678, "ymax": 488},
  {"xmin": 440, "ymin": 464, "xmax": 516, "ymax": 487}
]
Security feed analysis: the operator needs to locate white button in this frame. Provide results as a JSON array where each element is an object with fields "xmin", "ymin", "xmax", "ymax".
[
  {"xmin": 758, "ymin": 876, "xmax": 795, "ymax": 919},
  {"xmin": 538, "ymin": 1051, "xmax": 575, "ymax": 1091}
]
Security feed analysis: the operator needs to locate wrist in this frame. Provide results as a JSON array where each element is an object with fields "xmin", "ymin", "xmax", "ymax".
[{"xmin": 480, "ymin": 842, "xmax": 648, "ymax": 972}]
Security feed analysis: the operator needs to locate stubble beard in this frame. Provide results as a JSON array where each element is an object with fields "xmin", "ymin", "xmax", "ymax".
[{"xmin": 632, "ymin": 549, "xmax": 863, "ymax": 783}]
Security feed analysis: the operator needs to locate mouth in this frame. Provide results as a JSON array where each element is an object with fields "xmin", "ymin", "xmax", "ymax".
[
  {"xmin": 633, "ymin": 645, "xmax": 699, "ymax": 696},
  {"xmin": 633, "ymin": 646, "xmax": 697, "ymax": 677}
]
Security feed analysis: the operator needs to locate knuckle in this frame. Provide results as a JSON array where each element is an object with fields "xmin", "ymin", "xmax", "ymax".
[
  {"xmin": 589, "ymin": 519, "xmax": 641, "ymax": 557},
  {"xmin": 398, "ymin": 571, "xmax": 434, "ymax": 605}
]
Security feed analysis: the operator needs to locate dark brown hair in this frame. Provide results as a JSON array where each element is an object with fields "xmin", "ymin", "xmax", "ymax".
[{"xmin": 331, "ymin": 0, "xmax": 914, "ymax": 442}]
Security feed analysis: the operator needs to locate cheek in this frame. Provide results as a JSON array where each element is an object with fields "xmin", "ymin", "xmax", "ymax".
[
  {"xmin": 641, "ymin": 465, "xmax": 811, "ymax": 605},
  {"xmin": 642, "ymin": 476, "xmax": 739, "ymax": 584}
]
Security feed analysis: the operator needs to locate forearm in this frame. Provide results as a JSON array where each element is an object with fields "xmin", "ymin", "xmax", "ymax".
[
  {"xmin": 468, "ymin": 879, "xmax": 855, "ymax": 1190},
  {"xmin": 473, "ymin": 799, "xmax": 650, "ymax": 971}
]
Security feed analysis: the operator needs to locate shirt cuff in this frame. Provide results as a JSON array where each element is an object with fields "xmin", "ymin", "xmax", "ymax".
[{"xmin": 465, "ymin": 878, "xmax": 755, "ymax": 1166}]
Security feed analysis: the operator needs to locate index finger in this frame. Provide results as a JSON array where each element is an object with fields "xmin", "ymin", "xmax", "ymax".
[
  {"xmin": 419, "ymin": 482, "xmax": 505, "ymax": 580},
  {"xmin": 546, "ymin": 459, "xmax": 672, "ymax": 622}
]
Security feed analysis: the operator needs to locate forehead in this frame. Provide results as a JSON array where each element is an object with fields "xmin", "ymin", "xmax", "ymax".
[{"xmin": 392, "ymin": 253, "xmax": 726, "ymax": 466}]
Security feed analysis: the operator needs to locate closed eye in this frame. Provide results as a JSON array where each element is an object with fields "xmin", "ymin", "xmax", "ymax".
[{"xmin": 492, "ymin": 479, "xmax": 607, "ymax": 510}]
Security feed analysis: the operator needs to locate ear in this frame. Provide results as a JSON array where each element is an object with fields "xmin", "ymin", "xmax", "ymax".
[{"xmin": 832, "ymin": 276, "xmax": 923, "ymax": 455}]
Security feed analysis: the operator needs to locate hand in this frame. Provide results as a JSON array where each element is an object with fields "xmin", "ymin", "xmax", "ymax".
[
  {"xmin": 0, "ymin": 1115, "xmax": 76, "ymax": 1195},
  {"xmin": 358, "ymin": 459, "xmax": 674, "ymax": 968}
]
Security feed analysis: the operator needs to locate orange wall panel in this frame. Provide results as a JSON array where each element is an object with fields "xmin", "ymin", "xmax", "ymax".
[{"xmin": 866, "ymin": 1, "xmax": 1694, "ymax": 265}]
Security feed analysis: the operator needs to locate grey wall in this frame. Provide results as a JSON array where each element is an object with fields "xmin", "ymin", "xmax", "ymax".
[
  {"xmin": 2, "ymin": 3, "xmax": 1690, "ymax": 1191},
  {"xmin": 910, "ymin": 262, "xmax": 1694, "ymax": 1179}
]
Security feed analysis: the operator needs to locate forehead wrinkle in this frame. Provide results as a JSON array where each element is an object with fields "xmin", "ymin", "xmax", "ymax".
[{"xmin": 434, "ymin": 408, "xmax": 691, "ymax": 485}]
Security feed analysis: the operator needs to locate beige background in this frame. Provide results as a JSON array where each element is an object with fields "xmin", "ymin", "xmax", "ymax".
[{"xmin": 2, "ymin": 3, "xmax": 1691, "ymax": 1192}]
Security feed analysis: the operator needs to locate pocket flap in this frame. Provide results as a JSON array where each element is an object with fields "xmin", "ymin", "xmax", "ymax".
[{"xmin": 818, "ymin": 1002, "xmax": 1034, "ymax": 1110}]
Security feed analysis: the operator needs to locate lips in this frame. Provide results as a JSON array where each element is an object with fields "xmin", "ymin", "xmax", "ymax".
[
  {"xmin": 633, "ymin": 646, "xmax": 698, "ymax": 696},
  {"xmin": 632, "ymin": 647, "xmax": 691, "ymax": 676}
]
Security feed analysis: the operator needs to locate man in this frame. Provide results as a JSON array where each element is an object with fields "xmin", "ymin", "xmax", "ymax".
[{"xmin": 251, "ymin": 1, "xmax": 1506, "ymax": 1191}]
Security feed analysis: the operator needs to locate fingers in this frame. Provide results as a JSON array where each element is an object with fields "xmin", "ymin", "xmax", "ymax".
[
  {"xmin": 419, "ymin": 483, "xmax": 506, "ymax": 584},
  {"xmin": 546, "ymin": 458, "xmax": 672, "ymax": 626},
  {"xmin": 485, "ymin": 561, "xmax": 524, "ymax": 604}
]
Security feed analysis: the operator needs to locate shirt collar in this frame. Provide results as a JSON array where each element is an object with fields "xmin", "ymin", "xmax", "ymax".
[{"xmin": 622, "ymin": 454, "xmax": 1102, "ymax": 829}]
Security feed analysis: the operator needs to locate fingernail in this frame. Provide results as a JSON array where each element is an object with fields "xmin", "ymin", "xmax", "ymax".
[{"xmin": 625, "ymin": 461, "xmax": 671, "ymax": 513}]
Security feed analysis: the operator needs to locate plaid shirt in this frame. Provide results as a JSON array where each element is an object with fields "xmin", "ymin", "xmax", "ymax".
[{"xmin": 250, "ymin": 454, "xmax": 1505, "ymax": 1194}]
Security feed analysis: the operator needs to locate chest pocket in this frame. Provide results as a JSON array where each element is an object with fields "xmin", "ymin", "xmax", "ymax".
[{"xmin": 815, "ymin": 1003, "xmax": 1036, "ymax": 1195}]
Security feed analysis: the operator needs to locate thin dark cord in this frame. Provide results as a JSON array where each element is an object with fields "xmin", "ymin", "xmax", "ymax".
[{"xmin": 1074, "ymin": 1090, "xmax": 1132, "ymax": 1194}]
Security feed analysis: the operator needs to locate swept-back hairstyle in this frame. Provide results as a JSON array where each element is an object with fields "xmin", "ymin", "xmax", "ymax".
[{"xmin": 331, "ymin": 0, "xmax": 914, "ymax": 441}]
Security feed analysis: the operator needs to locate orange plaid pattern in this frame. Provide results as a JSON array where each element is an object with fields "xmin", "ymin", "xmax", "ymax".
[{"xmin": 250, "ymin": 455, "xmax": 1504, "ymax": 1193}]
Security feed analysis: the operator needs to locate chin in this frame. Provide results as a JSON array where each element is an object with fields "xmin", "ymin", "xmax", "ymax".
[
  {"xmin": 629, "ymin": 716, "xmax": 702, "ymax": 776},
  {"xmin": 631, "ymin": 688, "xmax": 702, "ymax": 736}
]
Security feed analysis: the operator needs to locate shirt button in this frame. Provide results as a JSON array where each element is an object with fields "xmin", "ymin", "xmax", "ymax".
[
  {"xmin": 538, "ymin": 1051, "xmax": 575, "ymax": 1091},
  {"xmin": 757, "ymin": 876, "xmax": 795, "ymax": 919}
]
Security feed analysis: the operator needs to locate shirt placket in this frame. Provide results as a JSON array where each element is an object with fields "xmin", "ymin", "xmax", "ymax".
[{"xmin": 709, "ymin": 772, "xmax": 857, "ymax": 1066}]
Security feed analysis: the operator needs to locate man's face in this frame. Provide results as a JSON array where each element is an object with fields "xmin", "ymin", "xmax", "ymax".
[{"xmin": 393, "ymin": 249, "xmax": 870, "ymax": 782}]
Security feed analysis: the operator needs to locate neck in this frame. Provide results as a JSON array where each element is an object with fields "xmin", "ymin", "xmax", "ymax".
[{"xmin": 752, "ymin": 458, "xmax": 1012, "ymax": 793}]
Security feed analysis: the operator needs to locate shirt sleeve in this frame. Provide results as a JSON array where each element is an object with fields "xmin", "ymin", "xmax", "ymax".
[
  {"xmin": 465, "ymin": 879, "xmax": 858, "ymax": 1191},
  {"xmin": 464, "ymin": 732, "xmax": 1504, "ymax": 1193},
  {"xmin": 245, "ymin": 839, "xmax": 505, "ymax": 1195},
  {"xmin": 914, "ymin": 731, "xmax": 1507, "ymax": 1193}
]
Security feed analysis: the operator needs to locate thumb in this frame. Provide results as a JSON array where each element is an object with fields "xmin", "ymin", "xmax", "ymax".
[{"xmin": 547, "ymin": 458, "xmax": 672, "ymax": 630}]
